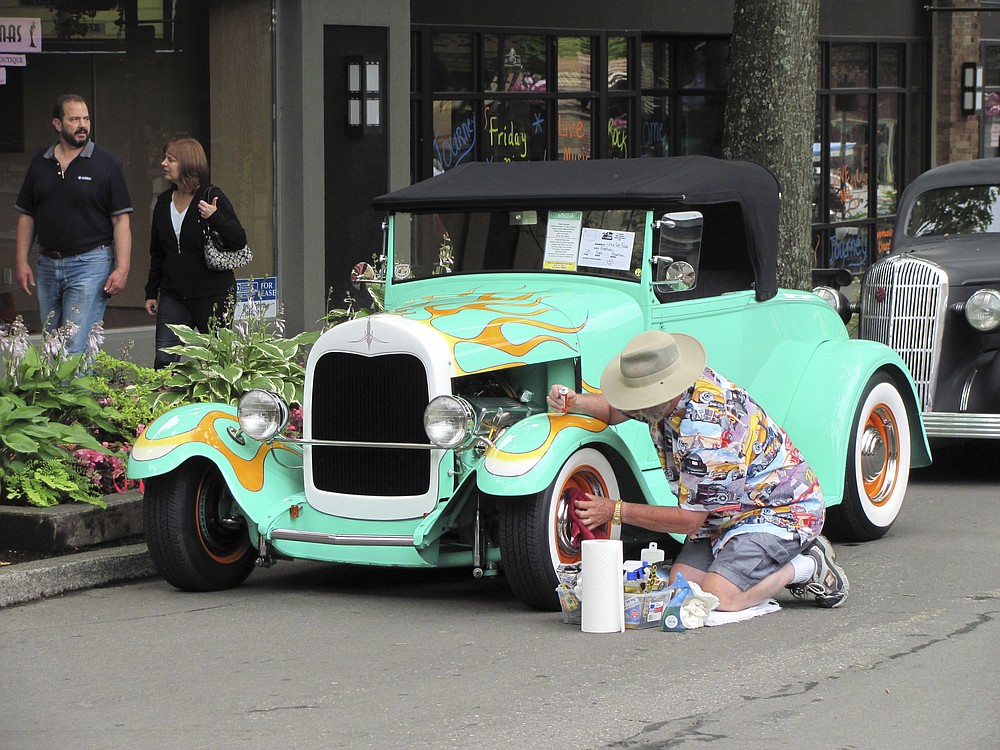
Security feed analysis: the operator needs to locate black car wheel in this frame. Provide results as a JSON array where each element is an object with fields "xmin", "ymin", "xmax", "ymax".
[
  {"xmin": 825, "ymin": 373, "xmax": 911, "ymax": 542},
  {"xmin": 143, "ymin": 458, "xmax": 257, "ymax": 591},
  {"xmin": 497, "ymin": 448, "xmax": 620, "ymax": 611}
]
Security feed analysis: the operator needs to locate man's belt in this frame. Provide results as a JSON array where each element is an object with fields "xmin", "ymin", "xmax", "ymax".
[{"xmin": 39, "ymin": 245, "xmax": 110, "ymax": 259}]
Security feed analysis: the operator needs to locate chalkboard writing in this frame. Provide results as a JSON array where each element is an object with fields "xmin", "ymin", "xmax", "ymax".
[
  {"xmin": 829, "ymin": 231, "xmax": 868, "ymax": 270},
  {"xmin": 608, "ymin": 118, "xmax": 627, "ymax": 153},
  {"xmin": 434, "ymin": 113, "xmax": 477, "ymax": 172},
  {"xmin": 486, "ymin": 107, "xmax": 528, "ymax": 159}
]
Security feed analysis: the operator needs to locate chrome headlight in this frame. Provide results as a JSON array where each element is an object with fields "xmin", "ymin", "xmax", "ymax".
[
  {"xmin": 811, "ymin": 285, "xmax": 853, "ymax": 324},
  {"xmin": 424, "ymin": 395, "xmax": 475, "ymax": 449},
  {"xmin": 238, "ymin": 389, "xmax": 290, "ymax": 441},
  {"xmin": 965, "ymin": 289, "xmax": 1000, "ymax": 332}
]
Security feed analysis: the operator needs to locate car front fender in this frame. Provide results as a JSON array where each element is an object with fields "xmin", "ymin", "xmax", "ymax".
[
  {"xmin": 127, "ymin": 403, "xmax": 304, "ymax": 514},
  {"xmin": 476, "ymin": 412, "xmax": 651, "ymax": 498}
]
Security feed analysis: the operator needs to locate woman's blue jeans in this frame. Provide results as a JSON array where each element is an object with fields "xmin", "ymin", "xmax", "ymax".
[{"xmin": 35, "ymin": 245, "xmax": 113, "ymax": 356}]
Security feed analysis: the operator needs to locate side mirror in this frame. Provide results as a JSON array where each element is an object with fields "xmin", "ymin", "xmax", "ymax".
[{"xmin": 652, "ymin": 211, "xmax": 703, "ymax": 292}]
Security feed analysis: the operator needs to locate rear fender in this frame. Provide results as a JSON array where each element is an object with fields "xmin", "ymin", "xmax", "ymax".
[
  {"xmin": 781, "ymin": 341, "xmax": 931, "ymax": 506},
  {"xmin": 128, "ymin": 403, "xmax": 304, "ymax": 519}
]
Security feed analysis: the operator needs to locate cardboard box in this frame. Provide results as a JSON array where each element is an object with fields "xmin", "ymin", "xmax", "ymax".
[
  {"xmin": 624, "ymin": 589, "xmax": 669, "ymax": 629},
  {"xmin": 556, "ymin": 586, "xmax": 582, "ymax": 625}
]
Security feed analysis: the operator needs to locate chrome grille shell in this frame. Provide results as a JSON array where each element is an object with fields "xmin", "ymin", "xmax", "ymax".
[{"xmin": 860, "ymin": 255, "xmax": 948, "ymax": 411}]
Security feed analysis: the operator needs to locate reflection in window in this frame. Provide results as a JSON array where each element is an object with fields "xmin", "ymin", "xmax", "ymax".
[
  {"xmin": 830, "ymin": 92, "xmax": 869, "ymax": 221},
  {"xmin": 679, "ymin": 94, "xmax": 725, "ymax": 157},
  {"xmin": 876, "ymin": 93, "xmax": 899, "ymax": 216},
  {"xmin": 609, "ymin": 36, "xmax": 630, "ymax": 89},
  {"xmin": 678, "ymin": 40, "xmax": 730, "ymax": 89},
  {"xmin": 432, "ymin": 33, "xmax": 474, "ymax": 92},
  {"xmin": 483, "ymin": 35, "xmax": 547, "ymax": 93},
  {"xmin": 831, "ymin": 43, "xmax": 870, "ymax": 88},
  {"xmin": 907, "ymin": 187, "xmax": 1000, "ymax": 237},
  {"xmin": 559, "ymin": 37, "xmax": 592, "ymax": 91},
  {"xmin": 641, "ymin": 39, "xmax": 670, "ymax": 89},
  {"xmin": 878, "ymin": 44, "xmax": 902, "ymax": 88}
]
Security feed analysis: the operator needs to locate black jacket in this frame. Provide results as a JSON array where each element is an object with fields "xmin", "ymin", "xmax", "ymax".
[{"xmin": 144, "ymin": 184, "xmax": 247, "ymax": 301}]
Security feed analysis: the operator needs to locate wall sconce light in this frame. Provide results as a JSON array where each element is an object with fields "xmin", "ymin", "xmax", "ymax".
[
  {"xmin": 961, "ymin": 62, "xmax": 982, "ymax": 116},
  {"xmin": 346, "ymin": 55, "xmax": 383, "ymax": 134}
]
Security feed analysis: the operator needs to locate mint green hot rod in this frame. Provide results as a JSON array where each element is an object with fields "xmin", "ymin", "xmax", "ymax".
[{"xmin": 128, "ymin": 157, "xmax": 930, "ymax": 610}]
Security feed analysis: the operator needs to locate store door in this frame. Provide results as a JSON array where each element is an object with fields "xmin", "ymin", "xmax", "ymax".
[{"xmin": 323, "ymin": 25, "xmax": 389, "ymax": 311}]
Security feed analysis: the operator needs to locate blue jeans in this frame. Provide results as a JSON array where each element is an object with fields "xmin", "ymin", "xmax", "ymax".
[
  {"xmin": 35, "ymin": 246, "xmax": 113, "ymax": 356},
  {"xmin": 154, "ymin": 290, "xmax": 232, "ymax": 369}
]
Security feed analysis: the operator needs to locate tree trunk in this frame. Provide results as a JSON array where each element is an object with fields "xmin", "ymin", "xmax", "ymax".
[{"xmin": 723, "ymin": 0, "xmax": 819, "ymax": 290}]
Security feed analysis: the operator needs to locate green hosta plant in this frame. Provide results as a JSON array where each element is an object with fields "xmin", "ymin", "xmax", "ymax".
[
  {"xmin": 159, "ymin": 297, "xmax": 319, "ymax": 407},
  {"xmin": 0, "ymin": 316, "xmax": 116, "ymax": 505}
]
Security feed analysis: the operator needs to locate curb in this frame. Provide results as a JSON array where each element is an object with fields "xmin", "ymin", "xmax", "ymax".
[{"xmin": 0, "ymin": 542, "xmax": 157, "ymax": 609}]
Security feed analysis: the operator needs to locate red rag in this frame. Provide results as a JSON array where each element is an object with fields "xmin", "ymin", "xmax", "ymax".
[{"xmin": 563, "ymin": 487, "xmax": 609, "ymax": 547}]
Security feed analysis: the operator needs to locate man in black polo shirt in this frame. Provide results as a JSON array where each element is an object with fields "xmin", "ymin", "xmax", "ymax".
[{"xmin": 14, "ymin": 93, "xmax": 132, "ymax": 356}]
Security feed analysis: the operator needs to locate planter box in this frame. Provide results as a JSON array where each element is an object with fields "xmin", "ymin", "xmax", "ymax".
[{"xmin": 0, "ymin": 490, "xmax": 143, "ymax": 553}]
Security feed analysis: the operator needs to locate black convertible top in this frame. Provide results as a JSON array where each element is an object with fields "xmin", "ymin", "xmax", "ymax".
[{"xmin": 374, "ymin": 156, "xmax": 781, "ymax": 301}]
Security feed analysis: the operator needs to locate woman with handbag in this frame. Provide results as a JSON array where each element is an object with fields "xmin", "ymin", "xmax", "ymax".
[{"xmin": 144, "ymin": 136, "xmax": 248, "ymax": 369}]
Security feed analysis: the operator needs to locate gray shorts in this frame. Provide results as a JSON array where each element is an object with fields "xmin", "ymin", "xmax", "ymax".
[{"xmin": 674, "ymin": 533, "xmax": 810, "ymax": 591}]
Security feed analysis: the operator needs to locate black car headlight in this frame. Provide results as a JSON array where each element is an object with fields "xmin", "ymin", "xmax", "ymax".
[
  {"xmin": 424, "ymin": 395, "xmax": 476, "ymax": 449},
  {"xmin": 964, "ymin": 289, "xmax": 1000, "ymax": 332},
  {"xmin": 237, "ymin": 389, "xmax": 290, "ymax": 442}
]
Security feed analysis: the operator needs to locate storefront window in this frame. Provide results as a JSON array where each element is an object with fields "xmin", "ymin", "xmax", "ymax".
[
  {"xmin": 830, "ymin": 92, "xmax": 869, "ymax": 221},
  {"xmin": 608, "ymin": 36, "xmax": 630, "ymax": 89},
  {"xmin": 606, "ymin": 100, "xmax": 630, "ymax": 159},
  {"xmin": 679, "ymin": 94, "xmax": 725, "ymax": 157},
  {"xmin": 641, "ymin": 39, "xmax": 670, "ymax": 89},
  {"xmin": 0, "ymin": 0, "xmax": 209, "ymax": 333},
  {"xmin": 557, "ymin": 99, "xmax": 593, "ymax": 160},
  {"xmin": 432, "ymin": 33, "xmax": 474, "ymax": 92},
  {"xmin": 483, "ymin": 34, "xmax": 547, "ymax": 93},
  {"xmin": 831, "ymin": 43, "xmax": 870, "ymax": 88},
  {"xmin": 878, "ymin": 44, "xmax": 902, "ymax": 87},
  {"xmin": 432, "ymin": 100, "xmax": 478, "ymax": 174},
  {"xmin": 483, "ymin": 99, "xmax": 546, "ymax": 163},
  {"xmin": 876, "ymin": 93, "xmax": 900, "ymax": 216},
  {"xmin": 982, "ymin": 44, "xmax": 1000, "ymax": 158},
  {"xmin": 640, "ymin": 96, "xmax": 669, "ymax": 157},
  {"xmin": 678, "ymin": 39, "xmax": 730, "ymax": 90},
  {"xmin": 559, "ymin": 36, "xmax": 592, "ymax": 91}
]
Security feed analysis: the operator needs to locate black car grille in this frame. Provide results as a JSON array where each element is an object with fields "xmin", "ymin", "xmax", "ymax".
[
  {"xmin": 860, "ymin": 255, "xmax": 948, "ymax": 411},
  {"xmin": 309, "ymin": 351, "xmax": 430, "ymax": 496}
]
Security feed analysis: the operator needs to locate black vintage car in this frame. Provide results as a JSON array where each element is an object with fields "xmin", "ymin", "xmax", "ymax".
[{"xmin": 815, "ymin": 157, "xmax": 1000, "ymax": 442}]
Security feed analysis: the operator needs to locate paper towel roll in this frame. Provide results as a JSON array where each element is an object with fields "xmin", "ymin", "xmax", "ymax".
[{"xmin": 580, "ymin": 539, "xmax": 625, "ymax": 633}]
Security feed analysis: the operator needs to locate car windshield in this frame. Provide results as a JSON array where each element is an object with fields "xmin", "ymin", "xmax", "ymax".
[
  {"xmin": 391, "ymin": 209, "xmax": 646, "ymax": 282},
  {"xmin": 907, "ymin": 185, "xmax": 1000, "ymax": 237}
]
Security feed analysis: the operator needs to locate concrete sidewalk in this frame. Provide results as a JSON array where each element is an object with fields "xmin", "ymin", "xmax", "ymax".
[
  {"xmin": 0, "ymin": 490, "xmax": 157, "ymax": 609},
  {"xmin": 0, "ymin": 543, "xmax": 157, "ymax": 608}
]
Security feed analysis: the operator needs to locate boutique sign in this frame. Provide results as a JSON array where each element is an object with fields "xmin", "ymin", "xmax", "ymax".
[{"xmin": 0, "ymin": 18, "xmax": 42, "ymax": 53}]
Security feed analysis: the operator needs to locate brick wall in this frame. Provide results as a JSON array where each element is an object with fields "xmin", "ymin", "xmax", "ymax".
[{"xmin": 935, "ymin": 0, "xmax": 981, "ymax": 164}]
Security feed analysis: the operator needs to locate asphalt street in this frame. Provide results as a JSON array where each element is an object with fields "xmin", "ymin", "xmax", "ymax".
[{"xmin": 0, "ymin": 443, "xmax": 997, "ymax": 750}]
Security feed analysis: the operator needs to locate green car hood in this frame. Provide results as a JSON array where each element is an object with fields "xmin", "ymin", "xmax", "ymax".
[{"xmin": 385, "ymin": 281, "xmax": 643, "ymax": 375}]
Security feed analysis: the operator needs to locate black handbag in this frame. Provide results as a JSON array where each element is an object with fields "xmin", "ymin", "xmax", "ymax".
[{"xmin": 201, "ymin": 186, "xmax": 252, "ymax": 271}]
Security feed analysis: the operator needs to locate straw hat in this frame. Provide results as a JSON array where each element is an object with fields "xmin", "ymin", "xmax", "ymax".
[{"xmin": 599, "ymin": 331, "xmax": 707, "ymax": 411}]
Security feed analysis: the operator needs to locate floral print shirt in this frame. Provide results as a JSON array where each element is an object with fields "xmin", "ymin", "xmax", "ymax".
[{"xmin": 647, "ymin": 367, "xmax": 824, "ymax": 552}]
